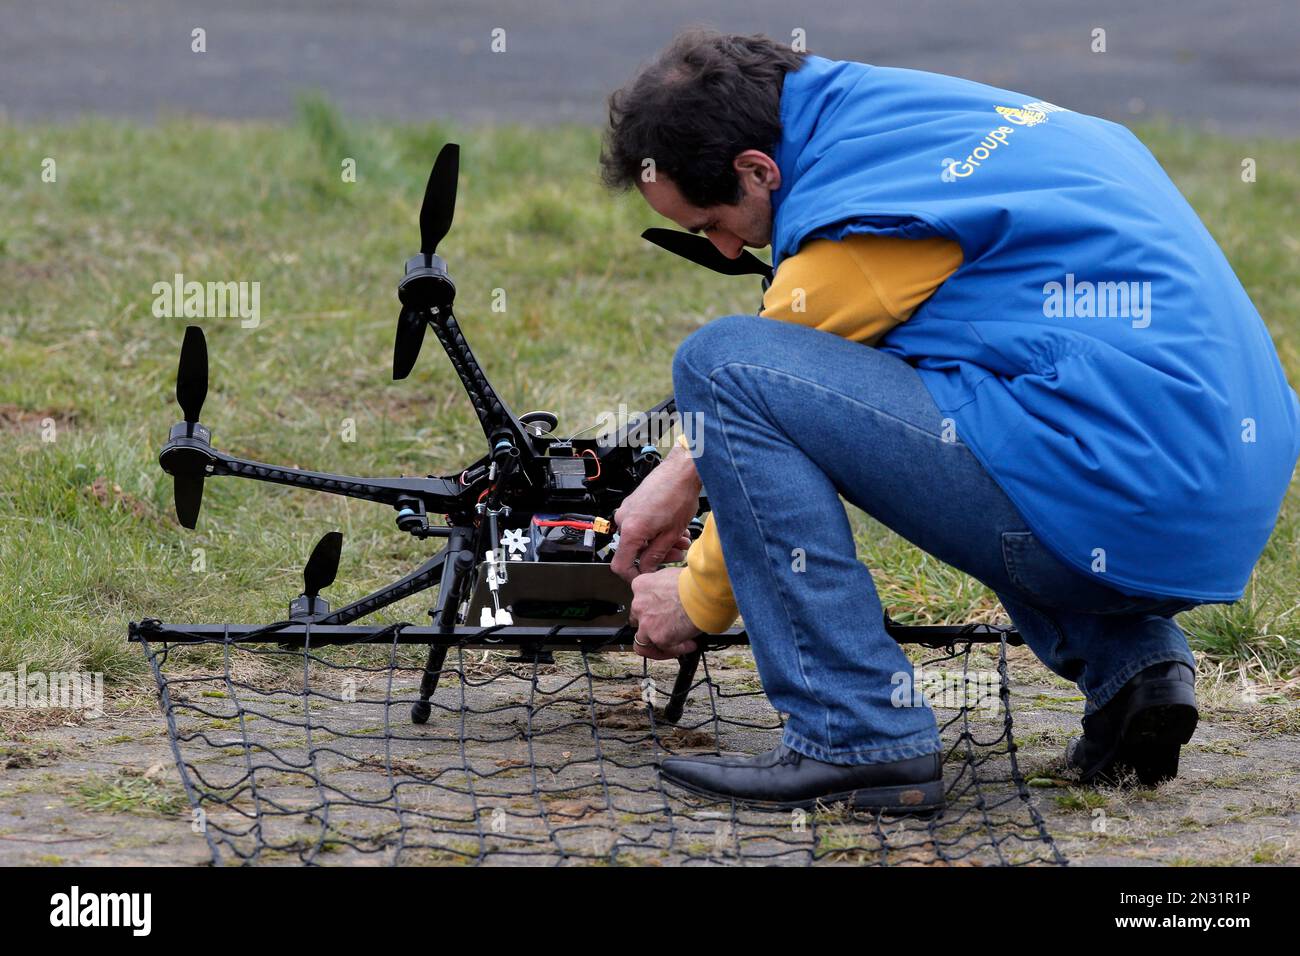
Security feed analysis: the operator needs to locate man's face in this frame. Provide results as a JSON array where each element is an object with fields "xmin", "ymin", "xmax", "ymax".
[{"xmin": 636, "ymin": 150, "xmax": 781, "ymax": 259}]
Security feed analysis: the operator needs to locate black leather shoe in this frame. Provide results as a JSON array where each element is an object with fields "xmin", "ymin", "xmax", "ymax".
[
  {"xmin": 1066, "ymin": 661, "xmax": 1198, "ymax": 786},
  {"xmin": 659, "ymin": 745, "xmax": 945, "ymax": 813}
]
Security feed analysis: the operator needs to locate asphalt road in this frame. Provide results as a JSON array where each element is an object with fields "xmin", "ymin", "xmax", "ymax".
[{"xmin": 1, "ymin": 0, "xmax": 1296, "ymax": 133}]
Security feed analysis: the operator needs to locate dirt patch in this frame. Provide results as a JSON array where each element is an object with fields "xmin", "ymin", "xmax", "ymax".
[
  {"xmin": 0, "ymin": 404, "xmax": 77, "ymax": 434},
  {"xmin": 83, "ymin": 476, "xmax": 157, "ymax": 521},
  {"xmin": 1, "ymin": 645, "xmax": 1297, "ymax": 866},
  {"xmin": 988, "ymin": 645, "xmax": 1300, "ymax": 865},
  {"xmin": 0, "ymin": 707, "xmax": 94, "ymax": 737}
]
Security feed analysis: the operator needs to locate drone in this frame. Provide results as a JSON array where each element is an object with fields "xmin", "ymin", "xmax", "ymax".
[{"xmin": 129, "ymin": 143, "xmax": 1018, "ymax": 726}]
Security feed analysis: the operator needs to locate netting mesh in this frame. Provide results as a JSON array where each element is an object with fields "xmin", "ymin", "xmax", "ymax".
[{"xmin": 136, "ymin": 624, "xmax": 1066, "ymax": 866}]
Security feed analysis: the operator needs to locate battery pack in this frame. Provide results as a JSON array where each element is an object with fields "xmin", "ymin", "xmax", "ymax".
[{"xmin": 529, "ymin": 513, "xmax": 612, "ymax": 560}]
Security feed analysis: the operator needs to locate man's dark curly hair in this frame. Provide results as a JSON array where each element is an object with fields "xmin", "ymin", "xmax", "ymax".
[{"xmin": 599, "ymin": 29, "xmax": 807, "ymax": 208}]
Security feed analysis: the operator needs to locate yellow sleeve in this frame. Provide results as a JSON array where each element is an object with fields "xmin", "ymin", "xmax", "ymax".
[
  {"xmin": 677, "ymin": 512, "xmax": 740, "ymax": 633},
  {"xmin": 676, "ymin": 234, "xmax": 963, "ymax": 631},
  {"xmin": 759, "ymin": 233, "xmax": 963, "ymax": 343}
]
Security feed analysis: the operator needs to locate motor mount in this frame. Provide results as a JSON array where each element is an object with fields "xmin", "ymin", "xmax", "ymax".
[{"xmin": 397, "ymin": 253, "xmax": 455, "ymax": 312}]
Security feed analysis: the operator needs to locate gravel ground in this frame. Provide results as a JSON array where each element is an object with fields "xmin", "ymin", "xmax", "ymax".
[{"xmin": 2, "ymin": 641, "xmax": 1295, "ymax": 866}]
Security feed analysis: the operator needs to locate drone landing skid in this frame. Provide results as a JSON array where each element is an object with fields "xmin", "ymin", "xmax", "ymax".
[{"xmin": 130, "ymin": 518, "xmax": 1022, "ymax": 730}]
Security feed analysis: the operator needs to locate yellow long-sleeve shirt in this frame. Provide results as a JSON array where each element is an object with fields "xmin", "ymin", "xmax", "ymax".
[{"xmin": 676, "ymin": 233, "xmax": 964, "ymax": 633}]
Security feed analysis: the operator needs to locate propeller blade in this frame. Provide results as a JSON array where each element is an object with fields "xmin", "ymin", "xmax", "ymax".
[
  {"xmin": 392, "ymin": 307, "xmax": 427, "ymax": 380},
  {"xmin": 173, "ymin": 474, "xmax": 204, "ymax": 529},
  {"xmin": 641, "ymin": 228, "xmax": 773, "ymax": 280},
  {"xmin": 419, "ymin": 143, "xmax": 460, "ymax": 255},
  {"xmin": 176, "ymin": 325, "xmax": 208, "ymax": 423},
  {"xmin": 303, "ymin": 531, "xmax": 344, "ymax": 599}
]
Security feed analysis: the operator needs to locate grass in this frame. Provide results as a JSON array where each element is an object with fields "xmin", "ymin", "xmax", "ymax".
[
  {"xmin": 1, "ymin": 99, "xmax": 1297, "ymax": 694},
  {"xmin": 1054, "ymin": 788, "xmax": 1110, "ymax": 813},
  {"xmin": 71, "ymin": 771, "xmax": 187, "ymax": 817}
]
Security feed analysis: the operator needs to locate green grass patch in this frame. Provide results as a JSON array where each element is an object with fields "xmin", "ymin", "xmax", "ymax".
[
  {"xmin": 1, "ymin": 103, "xmax": 1297, "ymax": 691},
  {"xmin": 71, "ymin": 771, "xmax": 187, "ymax": 817},
  {"xmin": 1054, "ymin": 788, "xmax": 1111, "ymax": 812}
]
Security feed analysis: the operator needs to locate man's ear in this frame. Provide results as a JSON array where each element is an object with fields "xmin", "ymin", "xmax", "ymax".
[{"xmin": 733, "ymin": 150, "xmax": 782, "ymax": 193}]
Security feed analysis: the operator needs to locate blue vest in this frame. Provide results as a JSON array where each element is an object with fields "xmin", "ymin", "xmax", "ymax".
[{"xmin": 771, "ymin": 56, "xmax": 1300, "ymax": 601}]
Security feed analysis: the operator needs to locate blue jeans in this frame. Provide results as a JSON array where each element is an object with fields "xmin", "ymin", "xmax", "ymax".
[{"xmin": 672, "ymin": 315, "xmax": 1199, "ymax": 766}]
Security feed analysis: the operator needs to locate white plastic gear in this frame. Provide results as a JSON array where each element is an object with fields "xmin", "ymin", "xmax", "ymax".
[{"xmin": 501, "ymin": 527, "xmax": 529, "ymax": 556}]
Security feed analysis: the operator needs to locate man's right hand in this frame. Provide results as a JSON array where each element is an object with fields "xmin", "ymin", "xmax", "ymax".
[{"xmin": 610, "ymin": 445, "xmax": 703, "ymax": 583}]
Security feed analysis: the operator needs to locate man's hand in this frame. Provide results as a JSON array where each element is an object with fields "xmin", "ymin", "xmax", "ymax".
[
  {"xmin": 611, "ymin": 444, "xmax": 703, "ymax": 583},
  {"xmin": 628, "ymin": 566, "xmax": 701, "ymax": 660}
]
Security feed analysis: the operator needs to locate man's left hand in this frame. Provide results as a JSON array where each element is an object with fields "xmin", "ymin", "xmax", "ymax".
[{"xmin": 628, "ymin": 566, "xmax": 701, "ymax": 660}]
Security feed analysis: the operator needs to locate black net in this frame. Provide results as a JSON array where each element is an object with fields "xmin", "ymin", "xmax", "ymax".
[{"xmin": 135, "ymin": 623, "xmax": 1066, "ymax": 866}]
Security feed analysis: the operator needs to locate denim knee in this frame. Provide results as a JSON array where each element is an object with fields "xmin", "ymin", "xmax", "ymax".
[{"xmin": 672, "ymin": 314, "xmax": 766, "ymax": 392}]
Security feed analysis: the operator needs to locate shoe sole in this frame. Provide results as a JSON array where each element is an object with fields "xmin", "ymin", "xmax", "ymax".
[
  {"xmin": 1076, "ymin": 680, "xmax": 1198, "ymax": 787},
  {"xmin": 660, "ymin": 772, "xmax": 947, "ymax": 815}
]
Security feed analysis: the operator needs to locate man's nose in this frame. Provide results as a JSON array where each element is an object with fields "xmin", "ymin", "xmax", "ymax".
[{"xmin": 707, "ymin": 232, "xmax": 744, "ymax": 259}]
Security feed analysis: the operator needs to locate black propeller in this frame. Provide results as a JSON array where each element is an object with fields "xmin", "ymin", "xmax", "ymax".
[
  {"xmin": 284, "ymin": 530, "xmax": 343, "ymax": 624},
  {"xmin": 392, "ymin": 308, "xmax": 427, "ymax": 381},
  {"xmin": 420, "ymin": 143, "xmax": 459, "ymax": 255},
  {"xmin": 176, "ymin": 325, "xmax": 208, "ymax": 422},
  {"xmin": 172, "ymin": 326, "xmax": 209, "ymax": 528},
  {"xmin": 641, "ymin": 228, "xmax": 773, "ymax": 281},
  {"xmin": 394, "ymin": 143, "xmax": 460, "ymax": 380},
  {"xmin": 303, "ymin": 531, "xmax": 343, "ymax": 609}
]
